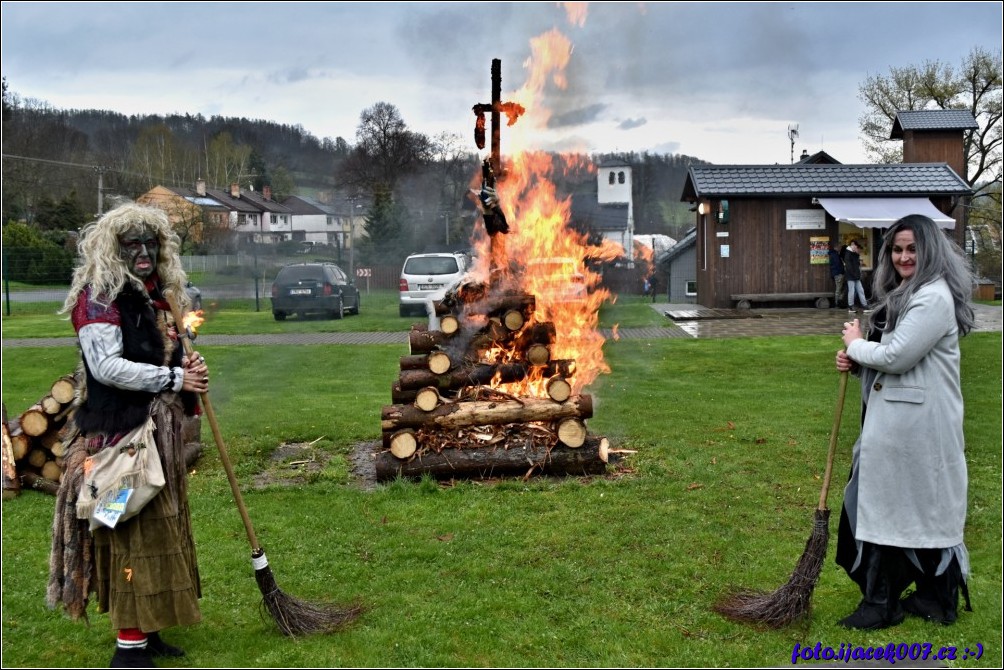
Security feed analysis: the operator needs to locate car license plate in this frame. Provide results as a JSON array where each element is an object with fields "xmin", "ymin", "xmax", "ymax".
[
  {"xmin": 289, "ymin": 288, "xmax": 312, "ymax": 295},
  {"xmin": 418, "ymin": 284, "xmax": 441, "ymax": 290}
]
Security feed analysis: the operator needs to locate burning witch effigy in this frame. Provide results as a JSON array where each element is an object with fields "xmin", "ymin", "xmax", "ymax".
[{"xmin": 374, "ymin": 58, "xmax": 627, "ymax": 482}]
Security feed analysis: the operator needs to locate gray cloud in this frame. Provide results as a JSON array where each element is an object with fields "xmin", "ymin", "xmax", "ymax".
[
  {"xmin": 548, "ymin": 104, "xmax": 608, "ymax": 128},
  {"xmin": 618, "ymin": 117, "xmax": 647, "ymax": 131}
]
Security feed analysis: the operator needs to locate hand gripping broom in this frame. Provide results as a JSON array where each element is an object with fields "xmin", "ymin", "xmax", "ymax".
[
  {"xmin": 166, "ymin": 292, "xmax": 362, "ymax": 636},
  {"xmin": 713, "ymin": 368, "xmax": 849, "ymax": 628}
]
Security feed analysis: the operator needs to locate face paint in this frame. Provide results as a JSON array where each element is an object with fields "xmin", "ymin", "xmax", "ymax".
[{"xmin": 118, "ymin": 227, "xmax": 160, "ymax": 279}]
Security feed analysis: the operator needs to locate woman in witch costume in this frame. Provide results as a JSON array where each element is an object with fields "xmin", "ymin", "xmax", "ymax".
[
  {"xmin": 835, "ymin": 214, "xmax": 975, "ymax": 630},
  {"xmin": 47, "ymin": 202, "xmax": 210, "ymax": 667}
]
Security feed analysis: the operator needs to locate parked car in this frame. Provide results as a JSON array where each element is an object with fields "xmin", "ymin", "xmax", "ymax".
[
  {"xmin": 185, "ymin": 281, "xmax": 202, "ymax": 311},
  {"xmin": 270, "ymin": 262, "xmax": 360, "ymax": 321},
  {"xmin": 398, "ymin": 252, "xmax": 470, "ymax": 317}
]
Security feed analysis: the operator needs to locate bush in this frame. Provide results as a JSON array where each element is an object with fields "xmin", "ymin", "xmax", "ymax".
[{"xmin": 2, "ymin": 222, "xmax": 76, "ymax": 284}]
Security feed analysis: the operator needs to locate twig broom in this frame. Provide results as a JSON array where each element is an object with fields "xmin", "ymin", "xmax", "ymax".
[
  {"xmin": 713, "ymin": 369, "xmax": 849, "ymax": 628},
  {"xmin": 166, "ymin": 292, "xmax": 363, "ymax": 636}
]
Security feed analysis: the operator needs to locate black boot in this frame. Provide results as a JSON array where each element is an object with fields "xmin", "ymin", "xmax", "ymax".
[
  {"xmin": 109, "ymin": 646, "xmax": 155, "ymax": 668},
  {"xmin": 147, "ymin": 631, "xmax": 185, "ymax": 658},
  {"xmin": 901, "ymin": 549, "xmax": 969, "ymax": 625},
  {"xmin": 838, "ymin": 542, "xmax": 906, "ymax": 630}
]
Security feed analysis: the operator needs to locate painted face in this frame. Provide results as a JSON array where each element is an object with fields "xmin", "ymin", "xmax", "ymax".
[
  {"xmin": 118, "ymin": 226, "xmax": 159, "ymax": 279},
  {"xmin": 891, "ymin": 229, "xmax": 917, "ymax": 281}
]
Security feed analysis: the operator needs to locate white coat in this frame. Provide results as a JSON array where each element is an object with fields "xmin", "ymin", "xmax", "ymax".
[{"xmin": 845, "ymin": 278, "xmax": 967, "ymax": 549}]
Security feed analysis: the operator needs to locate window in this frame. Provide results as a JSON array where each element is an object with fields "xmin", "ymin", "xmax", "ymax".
[
  {"xmin": 618, "ymin": 171, "xmax": 625, "ymax": 184},
  {"xmin": 685, "ymin": 281, "xmax": 697, "ymax": 296},
  {"xmin": 237, "ymin": 214, "xmax": 247, "ymax": 226},
  {"xmin": 608, "ymin": 172, "xmax": 615, "ymax": 185},
  {"xmin": 270, "ymin": 214, "xmax": 278, "ymax": 224}
]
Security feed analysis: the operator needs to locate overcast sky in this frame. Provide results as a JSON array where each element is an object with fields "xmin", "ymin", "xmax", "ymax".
[{"xmin": 2, "ymin": 2, "xmax": 1001, "ymax": 165}]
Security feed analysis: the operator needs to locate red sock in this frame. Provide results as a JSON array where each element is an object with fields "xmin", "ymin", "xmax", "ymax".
[{"xmin": 117, "ymin": 628, "xmax": 147, "ymax": 650}]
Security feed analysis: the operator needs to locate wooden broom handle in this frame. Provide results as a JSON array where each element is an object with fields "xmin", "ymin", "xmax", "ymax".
[
  {"xmin": 817, "ymin": 368, "xmax": 849, "ymax": 511},
  {"xmin": 165, "ymin": 292, "xmax": 262, "ymax": 553}
]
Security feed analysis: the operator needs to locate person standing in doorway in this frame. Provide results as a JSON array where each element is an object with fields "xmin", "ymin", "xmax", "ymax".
[
  {"xmin": 828, "ymin": 243, "xmax": 847, "ymax": 308},
  {"xmin": 843, "ymin": 239, "xmax": 871, "ymax": 313},
  {"xmin": 834, "ymin": 214, "xmax": 975, "ymax": 630}
]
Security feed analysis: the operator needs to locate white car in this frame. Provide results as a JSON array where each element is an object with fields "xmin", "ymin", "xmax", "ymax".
[{"xmin": 398, "ymin": 252, "xmax": 470, "ymax": 317}]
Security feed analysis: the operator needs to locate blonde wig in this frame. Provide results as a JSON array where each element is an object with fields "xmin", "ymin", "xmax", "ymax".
[{"xmin": 61, "ymin": 202, "xmax": 190, "ymax": 313}]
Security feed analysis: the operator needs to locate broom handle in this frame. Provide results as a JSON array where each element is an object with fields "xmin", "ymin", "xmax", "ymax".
[
  {"xmin": 817, "ymin": 368, "xmax": 849, "ymax": 511},
  {"xmin": 166, "ymin": 293, "xmax": 262, "ymax": 553}
]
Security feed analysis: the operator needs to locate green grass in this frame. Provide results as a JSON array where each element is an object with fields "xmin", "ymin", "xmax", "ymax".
[
  {"xmin": 1, "ymin": 321, "xmax": 1000, "ymax": 667},
  {"xmin": 0, "ymin": 291, "xmax": 664, "ymax": 339}
]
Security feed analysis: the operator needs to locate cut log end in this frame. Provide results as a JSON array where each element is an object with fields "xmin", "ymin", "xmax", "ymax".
[
  {"xmin": 414, "ymin": 387, "xmax": 441, "ymax": 412},
  {"xmin": 556, "ymin": 418, "xmax": 587, "ymax": 448},
  {"xmin": 440, "ymin": 315, "xmax": 460, "ymax": 335},
  {"xmin": 427, "ymin": 351, "xmax": 452, "ymax": 375},
  {"xmin": 546, "ymin": 376, "xmax": 572, "ymax": 403},
  {"xmin": 389, "ymin": 430, "xmax": 418, "ymax": 460},
  {"xmin": 503, "ymin": 309, "xmax": 524, "ymax": 331}
]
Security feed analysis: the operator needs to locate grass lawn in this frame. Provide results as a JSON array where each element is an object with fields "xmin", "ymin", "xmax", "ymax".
[
  {"xmin": 0, "ymin": 291, "xmax": 667, "ymax": 339},
  {"xmin": 0, "ymin": 310, "xmax": 1000, "ymax": 667}
]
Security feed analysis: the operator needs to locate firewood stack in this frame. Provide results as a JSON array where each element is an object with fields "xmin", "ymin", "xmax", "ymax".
[
  {"xmin": 2, "ymin": 370, "xmax": 204, "ymax": 499},
  {"xmin": 3, "ymin": 373, "xmax": 81, "ymax": 497},
  {"xmin": 377, "ymin": 279, "xmax": 611, "ymax": 482}
]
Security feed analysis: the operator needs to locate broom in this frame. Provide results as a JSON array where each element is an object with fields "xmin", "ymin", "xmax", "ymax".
[
  {"xmin": 713, "ymin": 368, "xmax": 849, "ymax": 628},
  {"xmin": 166, "ymin": 292, "xmax": 363, "ymax": 636}
]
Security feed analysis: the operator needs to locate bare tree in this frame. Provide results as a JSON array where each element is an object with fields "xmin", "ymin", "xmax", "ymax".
[
  {"xmin": 858, "ymin": 46, "xmax": 1002, "ymax": 198},
  {"xmin": 339, "ymin": 102, "xmax": 432, "ymax": 195}
]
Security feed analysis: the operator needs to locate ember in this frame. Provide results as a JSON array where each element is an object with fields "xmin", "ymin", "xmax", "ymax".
[{"xmin": 378, "ymin": 56, "xmax": 625, "ymax": 482}]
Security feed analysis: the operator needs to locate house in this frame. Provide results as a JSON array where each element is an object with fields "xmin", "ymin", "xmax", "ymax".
[
  {"xmin": 230, "ymin": 184, "xmax": 294, "ymax": 244},
  {"xmin": 137, "ymin": 181, "xmax": 229, "ymax": 246},
  {"xmin": 659, "ymin": 227, "xmax": 697, "ymax": 303},
  {"xmin": 281, "ymin": 194, "xmax": 346, "ymax": 247},
  {"xmin": 678, "ymin": 109, "xmax": 976, "ymax": 309}
]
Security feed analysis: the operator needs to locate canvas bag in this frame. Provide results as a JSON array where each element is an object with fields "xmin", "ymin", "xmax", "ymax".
[{"xmin": 75, "ymin": 417, "xmax": 165, "ymax": 530}]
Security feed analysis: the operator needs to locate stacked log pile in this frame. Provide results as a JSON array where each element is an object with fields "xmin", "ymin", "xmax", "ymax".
[
  {"xmin": 377, "ymin": 284, "xmax": 611, "ymax": 482},
  {"xmin": 2, "ymin": 371, "xmax": 204, "ymax": 498},
  {"xmin": 3, "ymin": 373, "xmax": 81, "ymax": 497}
]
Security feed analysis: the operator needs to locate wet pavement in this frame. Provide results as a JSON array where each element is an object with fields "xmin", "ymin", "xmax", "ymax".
[
  {"xmin": 2, "ymin": 304, "xmax": 1000, "ymax": 348},
  {"xmin": 653, "ymin": 302, "xmax": 1002, "ymax": 339}
]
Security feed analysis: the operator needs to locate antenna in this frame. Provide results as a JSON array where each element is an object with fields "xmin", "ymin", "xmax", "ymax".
[{"xmin": 788, "ymin": 123, "xmax": 799, "ymax": 164}]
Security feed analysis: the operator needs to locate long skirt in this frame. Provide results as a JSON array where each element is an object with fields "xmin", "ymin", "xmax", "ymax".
[{"xmin": 48, "ymin": 393, "xmax": 202, "ymax": 632}]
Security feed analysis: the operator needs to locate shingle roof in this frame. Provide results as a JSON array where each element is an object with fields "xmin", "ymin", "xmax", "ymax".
[
  {"xmin": 890, "ymin": 110, "xmax": 979, "ymax": 138},
  {"xmin": 681, "ymin": 163, "xmax": 971, "ymax": 201},
  {"xmin": 238, "ymin": 189, "xmax": 293, "ymax": 214},
  {"xmin": 165, "ymin": 186, "xmax": 228, "ymax": 209},
  {"xmin": 281, "ymin": 194, "xmax": 338, "ymax": 216},
  {"xmin": 204, "ymin": 188, "xmax": 263, "ymax": 213}
]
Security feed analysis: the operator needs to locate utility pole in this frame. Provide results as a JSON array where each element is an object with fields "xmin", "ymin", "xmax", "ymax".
[{"xmin": 94, "ymin": 165, "xmax": 108, "ymax": 214}]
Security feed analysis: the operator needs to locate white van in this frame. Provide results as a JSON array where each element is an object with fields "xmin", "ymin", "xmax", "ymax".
[{"xmin": 399, "ymin": 252, "xmax": 469, "ymax": 317}]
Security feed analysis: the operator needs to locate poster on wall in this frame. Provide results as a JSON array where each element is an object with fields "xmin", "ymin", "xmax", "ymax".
[{"xmin": 810, "ymin": 236, "xmax": 829, "ymax": 265}]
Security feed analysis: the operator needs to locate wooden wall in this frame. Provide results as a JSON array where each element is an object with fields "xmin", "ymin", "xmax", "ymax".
[
  {"xmin": 697, "ymin": 198, "xmax": 836, "ymax": 308},
  {"xmin": 902, "ymin": 130, "xmax": 967, "ymax": 179}
]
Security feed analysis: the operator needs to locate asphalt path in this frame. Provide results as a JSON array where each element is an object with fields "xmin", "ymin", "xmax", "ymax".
[{"xmin": 3, "ymin": 304, "xmax": 999, "ymax": 349}]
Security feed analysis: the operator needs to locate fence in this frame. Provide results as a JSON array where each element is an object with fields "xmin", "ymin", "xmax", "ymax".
[{"xmin": 2, "ymin": 248, "xmax": 652, "ymax": 315}]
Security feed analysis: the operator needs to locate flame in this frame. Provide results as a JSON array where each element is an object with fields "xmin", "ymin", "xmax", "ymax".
[
  {"xmin": 633, "ymin": 240, "xmax": 655, "ymax": 281},
  {"xmin": 464, "ymin": 25, "xmax": 626, "ymax": 399},
  {"xmin": 560, "ymin": 2, "xmax": 589, "ymax": 27},
  {"xmin": 183, "ymin": 310, "xmax": 205, "ymax": 335}
]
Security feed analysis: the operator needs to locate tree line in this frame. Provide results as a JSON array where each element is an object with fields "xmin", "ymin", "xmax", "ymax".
[{"xmin": 2, "ymin": 44, "xmax": 999, "ymax": 279}]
